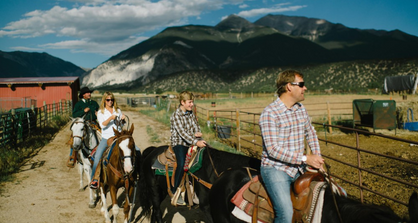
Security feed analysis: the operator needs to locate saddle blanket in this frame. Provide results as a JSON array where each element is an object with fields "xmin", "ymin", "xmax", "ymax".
[
  {"xmin": 152, "ymin": 147, "xmax": 206, "ymax": 176},
  {"xmin": 231, "ymin": 182, "xmax": 328, "ymax": 223}
]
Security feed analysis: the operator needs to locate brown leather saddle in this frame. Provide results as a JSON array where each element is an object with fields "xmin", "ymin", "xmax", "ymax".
[{"xmin": 231, "ymin": 171, "xmax": 325, "ymax": 223}]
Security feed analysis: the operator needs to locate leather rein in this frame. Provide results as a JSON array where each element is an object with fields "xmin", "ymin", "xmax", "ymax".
[{"xmin": 187, "ymin": 144, "xmax": 220, "ymax": 189}]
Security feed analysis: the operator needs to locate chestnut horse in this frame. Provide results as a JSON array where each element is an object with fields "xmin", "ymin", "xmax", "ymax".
[
  {"xmin": 98, "ymin": 124, "xmax": 140, "ymax": 223},
  {"xmin": 69, "ymin": 116, "xmax": 100, "ymax": 208},
  {"xmin": 209, "ymin": 168, "xmax": 418, "ymax": 223}
]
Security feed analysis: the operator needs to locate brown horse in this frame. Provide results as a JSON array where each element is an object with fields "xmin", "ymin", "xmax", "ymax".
[{"xmin": 97, "ymin": 124, "xmax": 139, "ymax": 223}]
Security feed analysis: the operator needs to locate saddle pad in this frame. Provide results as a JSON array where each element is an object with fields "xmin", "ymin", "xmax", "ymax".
[
  {"xmin": 231, "ymin": 175, "xmax": 273, "ymax": 223},
  {"xmin": 152, "ymin": 147, "xmax": 206, "ymax": 176}
]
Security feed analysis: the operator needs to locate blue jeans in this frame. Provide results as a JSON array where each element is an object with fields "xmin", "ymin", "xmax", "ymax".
[
  {"xmin": 260, "ymin": 166, "xmax": 300, "ymax": 223},
  {"xmin": 173, "ymin": 145, "xmax": 188, "ymax": 193},
  {"xmin": 91, "ymin": 138, "xmax": 108, "ymax": 179}
]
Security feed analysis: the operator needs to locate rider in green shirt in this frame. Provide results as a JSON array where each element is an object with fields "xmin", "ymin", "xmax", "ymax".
[{"xmin": 67, "ymin": 87, "xmax": 99, "ymax": 168}]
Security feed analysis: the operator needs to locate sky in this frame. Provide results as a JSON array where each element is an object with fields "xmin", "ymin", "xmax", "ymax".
[{"xmin": 1, "ymin": 0, "xmax": 417, "ymax": 69}]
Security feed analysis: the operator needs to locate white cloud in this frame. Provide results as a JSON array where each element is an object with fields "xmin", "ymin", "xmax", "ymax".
[
  {"xmin": 10, "ymin": 46, "xmax": 44, "ymax": 51},
  {"xmin": 239, "ymin": 4, "xmax": 249, "ymax": 9},
  {"xmin": 40, "ymin": 36, "xmax": 149, "ymax": 56},
  {"xmin": 237, "ymin": 4, "xmax": 306, "ymax": 18},
  {"xmin": 0, "ymin": 0, "xmax": 243, "ymax": 54}
]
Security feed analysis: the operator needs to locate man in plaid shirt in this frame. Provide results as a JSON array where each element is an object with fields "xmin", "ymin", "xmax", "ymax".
[
  {"xmin": 170, "ymin": 91, "xmax": 206, "ymax": 205},
  {"xmin": 259, "ymin": 70, "xmax": 324, "ymax": 223}
]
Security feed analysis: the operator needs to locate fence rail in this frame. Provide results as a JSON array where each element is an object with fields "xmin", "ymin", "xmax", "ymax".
[{"xmin": 0, "ymin": 100, "xmax": 72, "ymax": 147}]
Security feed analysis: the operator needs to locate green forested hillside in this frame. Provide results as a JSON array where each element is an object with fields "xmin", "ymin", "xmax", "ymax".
[{"xmin": 116, "ymin": 58, "xmax": 418, "ymax": 94}]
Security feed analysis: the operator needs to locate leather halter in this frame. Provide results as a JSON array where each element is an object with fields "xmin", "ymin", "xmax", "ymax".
[
  {"xmin": 107, "ymin": 135, "xmax": 136, "ymax": 179},
  {"xmin": 70, "ymin": 120, "xmax": 86, "ymax": 148}
]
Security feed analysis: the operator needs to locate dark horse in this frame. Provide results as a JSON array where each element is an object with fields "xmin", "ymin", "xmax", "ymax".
[
  {"xmin": 209, "ymin": 168, "xmax": 418, "ymax": 223},
  {"xmin": 97, "ymin": 124, "xmax": 140, "ymax": 223},
  {"xmin": 138, "ymin": 145, "xmax": 261, "ymax": 223}
]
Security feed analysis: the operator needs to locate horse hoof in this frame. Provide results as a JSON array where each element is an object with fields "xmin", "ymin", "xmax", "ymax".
[
  {"xmin": 89, "ymin": 203, "xmax": 96, "ymax": 209},
  {"xmin": 79, "ymin": 188, "xmax": 84, "ymax": 192}
]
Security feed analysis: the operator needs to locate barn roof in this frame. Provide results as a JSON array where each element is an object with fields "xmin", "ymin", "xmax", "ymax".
[{"xmin": 0, "ymin": 76, "xmax": 79, "ymax": 85}]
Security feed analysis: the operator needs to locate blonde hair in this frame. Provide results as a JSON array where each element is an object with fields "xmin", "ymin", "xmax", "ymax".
[
  {"xmin": 99, "ymin": 92, "xmax": 120, "ymax": 114},
  {"xmin": 178, "ymin": 91, "xmax": 194, "ymax": 105}
]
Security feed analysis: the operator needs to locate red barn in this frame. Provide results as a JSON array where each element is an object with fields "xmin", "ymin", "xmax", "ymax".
[{"xmin": 0, "ymin": 76, "xmax": 80, "ymax": 111}]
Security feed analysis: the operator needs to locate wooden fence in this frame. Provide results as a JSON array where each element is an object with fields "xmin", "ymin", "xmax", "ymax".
[
  {"xmin": 194, "ymin": 104, "xmax": 418, "ymax": 216},
  {"xmin": 0, "ymin": 100, "xmax": 72, "ymax": 147}
]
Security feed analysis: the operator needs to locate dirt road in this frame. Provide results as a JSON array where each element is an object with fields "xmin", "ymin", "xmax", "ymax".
[{"xmin": 0, "ymin": 111, "xmax": 206, "ymax": 223}]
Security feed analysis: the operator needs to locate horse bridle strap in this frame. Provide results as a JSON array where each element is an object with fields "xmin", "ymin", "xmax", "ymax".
[
  {"xmin": 205, "ymin": 144, "xmax": 220, "ymax": 177},
  {"xmin": 188, "ymin": 172, "xmax": 212, "ymax": 189},
  {"xmin": 320, "ymin": 163, "xmax": 343, "ymax": 223}
]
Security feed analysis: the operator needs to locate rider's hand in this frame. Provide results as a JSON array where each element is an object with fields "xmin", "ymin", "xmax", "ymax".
[
  {"xmin": 195, "ymin": 132, "xmax": 203, "ymax": 138},
  {"xmin": 306, "ymin": 154, "xmax": 324, "ymax": 169},
  {"xmin": 196, "ymin": 140, "xmax": 206, "ymax": 148},
  {"xmin": 84, "ymin": 107, "xmax": 90, "ymax": 113},
  {"xmin": 121, "ymin": 114, "xmax": 126, "ymax": 120}
]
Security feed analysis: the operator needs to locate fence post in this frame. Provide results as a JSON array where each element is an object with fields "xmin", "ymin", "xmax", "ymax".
[
  {"xmin": 206, "ymin": 110, "xmax": 210, "ymax": 127},
  {"xmin": 327, "ymin": 102, "xmax": 333, "ymax": 134},
  {"xmin": 236, "ymin": 108, "xmax": 241, "ymax": 152},
  {"xmin": 59, "ymin": 100, "xmax": 63, "ymax": 115},
  {"xmin": 11, "ymin": 109, "xmax": 17, "ymax": 147},
  {"xmin": 44, "ymin": 101, "xmax": 47, "ymax": 125}
]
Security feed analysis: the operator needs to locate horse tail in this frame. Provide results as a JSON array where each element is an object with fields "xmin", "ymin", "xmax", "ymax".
[{"xmin": 138, "ymin": 146, "xmax": 160, "ymax": 219}]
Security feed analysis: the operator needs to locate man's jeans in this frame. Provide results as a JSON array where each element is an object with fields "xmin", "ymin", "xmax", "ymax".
[{"xmin": 260, "ymin": 165, "xmax": 300, "ymax": 223}]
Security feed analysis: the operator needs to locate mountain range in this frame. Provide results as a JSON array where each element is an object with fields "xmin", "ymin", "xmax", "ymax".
[
  {"xmin": 0, "ymin": 51, "xmax": 85, "ymax": 78},
  {"xmin": 2, "ymin": 14, "xmax": 418, "ymax": 93}
]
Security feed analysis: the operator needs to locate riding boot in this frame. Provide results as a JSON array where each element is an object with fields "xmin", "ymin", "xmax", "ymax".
[
  {"xmin": 92, "ymin": 159, "xmax": 102, "ymax": 182},
  {"xmin": 67, "ymin": 149, "xmax": 76, "ymax": 168}
]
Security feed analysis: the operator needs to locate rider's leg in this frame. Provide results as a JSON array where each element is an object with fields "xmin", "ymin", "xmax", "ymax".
[
  {"xmin": 90, "ymin": 137, "xmax": 108, "ymax": 185},
  {"xmin": 67, "ymin": 147, "xmax": 76, "ymax": 168},
  {"xmin": 260, "ymin": 166, "xmax": 300, "ymax": 223},
  {"xmin": 172, "ymin": 145, "xmax": 188, "ymax": 193}
]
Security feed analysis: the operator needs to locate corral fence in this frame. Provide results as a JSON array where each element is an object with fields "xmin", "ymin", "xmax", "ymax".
[
  {"xmin": 194, "ymin": 103, "xmax": 418, "ymax": 216},
  {"xmin": 0, "ymin": 100, "xmax": 72, "ymax": 147}
]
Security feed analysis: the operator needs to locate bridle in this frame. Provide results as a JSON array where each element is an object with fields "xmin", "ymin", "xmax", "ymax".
[
  {"xmin": 70, "ymin": 120, "xmax": 87, "ymax": 149},
  {"xmin": 107, "ymin": 134, "xmax": 136, "ymax": 179},
  {"xmin": 106, "ymin": 134, "xmax": 136, "ymax": 201}
]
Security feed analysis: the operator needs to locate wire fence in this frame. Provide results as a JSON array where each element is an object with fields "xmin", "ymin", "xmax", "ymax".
[{"xmin": 0, "ymin": 100, "xmax": 73, "ymax": 147}]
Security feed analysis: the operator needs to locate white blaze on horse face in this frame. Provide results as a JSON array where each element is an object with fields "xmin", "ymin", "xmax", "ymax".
[
  {"xmin": 119, "ymin": 138, "xmax": 133, "ymax": 173},
  {"xmin": 71, "ymin": 122, "xmax": 84, "ymax": 150}
]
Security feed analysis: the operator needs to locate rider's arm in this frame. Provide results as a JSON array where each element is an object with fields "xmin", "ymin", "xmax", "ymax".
[{"xmin": 73, "ymin": 101, "xmax": 87, "ymax": 118}]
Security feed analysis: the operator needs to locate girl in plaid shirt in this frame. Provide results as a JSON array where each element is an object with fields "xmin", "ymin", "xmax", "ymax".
[{"xmin": 259, "ymin": 70, "xmax": 324, "ymax": 223}]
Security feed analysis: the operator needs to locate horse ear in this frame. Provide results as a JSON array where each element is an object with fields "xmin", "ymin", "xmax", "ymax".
[
  {"xmin": 129, "ymin": 123, "xmax": 134, "ymax": 135},
  {"xmin": 113, "ymin": 127, "xmax": 119, "ymax": 136}
]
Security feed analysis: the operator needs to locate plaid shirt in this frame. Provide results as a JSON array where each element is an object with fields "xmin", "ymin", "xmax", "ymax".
[
  {"xmin": 170, "ymin": 106, "xmax": 201, "ymax": 147},
  {"xmin": 259, "ymin": 97, "xmax": 321, "ymax": 177}
]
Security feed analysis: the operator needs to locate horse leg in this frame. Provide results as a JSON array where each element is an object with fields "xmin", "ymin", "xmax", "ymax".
[
  {"xmin": 85, "ymin": 163, "xmax": 96, "ymax": 208},
  {"xmin": 110, "ymin": 186, "xmax": 120, "ymax": 223},
  {"xmin": 100, "ymin": 187, "xmax": 111, "ymax": 223},
  {"xmin": 123, "ymin": 186, "xmax": 134, "ymax": 223},
  {"xmin": 197, "ymin": 187, "xmax": 214, "ymax": 223},
  {"xmin": 78, "ymin": 161, "xmax": 84, "ymax": 192}
]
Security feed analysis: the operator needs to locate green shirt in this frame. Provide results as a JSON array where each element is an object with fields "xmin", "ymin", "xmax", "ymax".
[{"xmin": 72, "ymin": 99, "xmax": 99, "ymax": 121}]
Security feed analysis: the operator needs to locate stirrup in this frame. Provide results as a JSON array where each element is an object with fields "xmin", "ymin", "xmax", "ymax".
[{"xmin": 90, "ymin": 180, "xmax": 99, "ymax": 189}]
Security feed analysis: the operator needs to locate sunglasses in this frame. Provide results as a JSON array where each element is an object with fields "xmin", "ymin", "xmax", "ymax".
[
  {"xmin": 290, "ymin": 82, "xmax": 305, "ymax": 88},
  {"xmin": 106, "ymin": 99, "xmax": 115, "ymax": 102}
]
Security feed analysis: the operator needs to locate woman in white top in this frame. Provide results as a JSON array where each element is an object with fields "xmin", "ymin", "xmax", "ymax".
[{"xmin": 90, "ymin": 91, "xmax": 125, "ymax": 189}]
